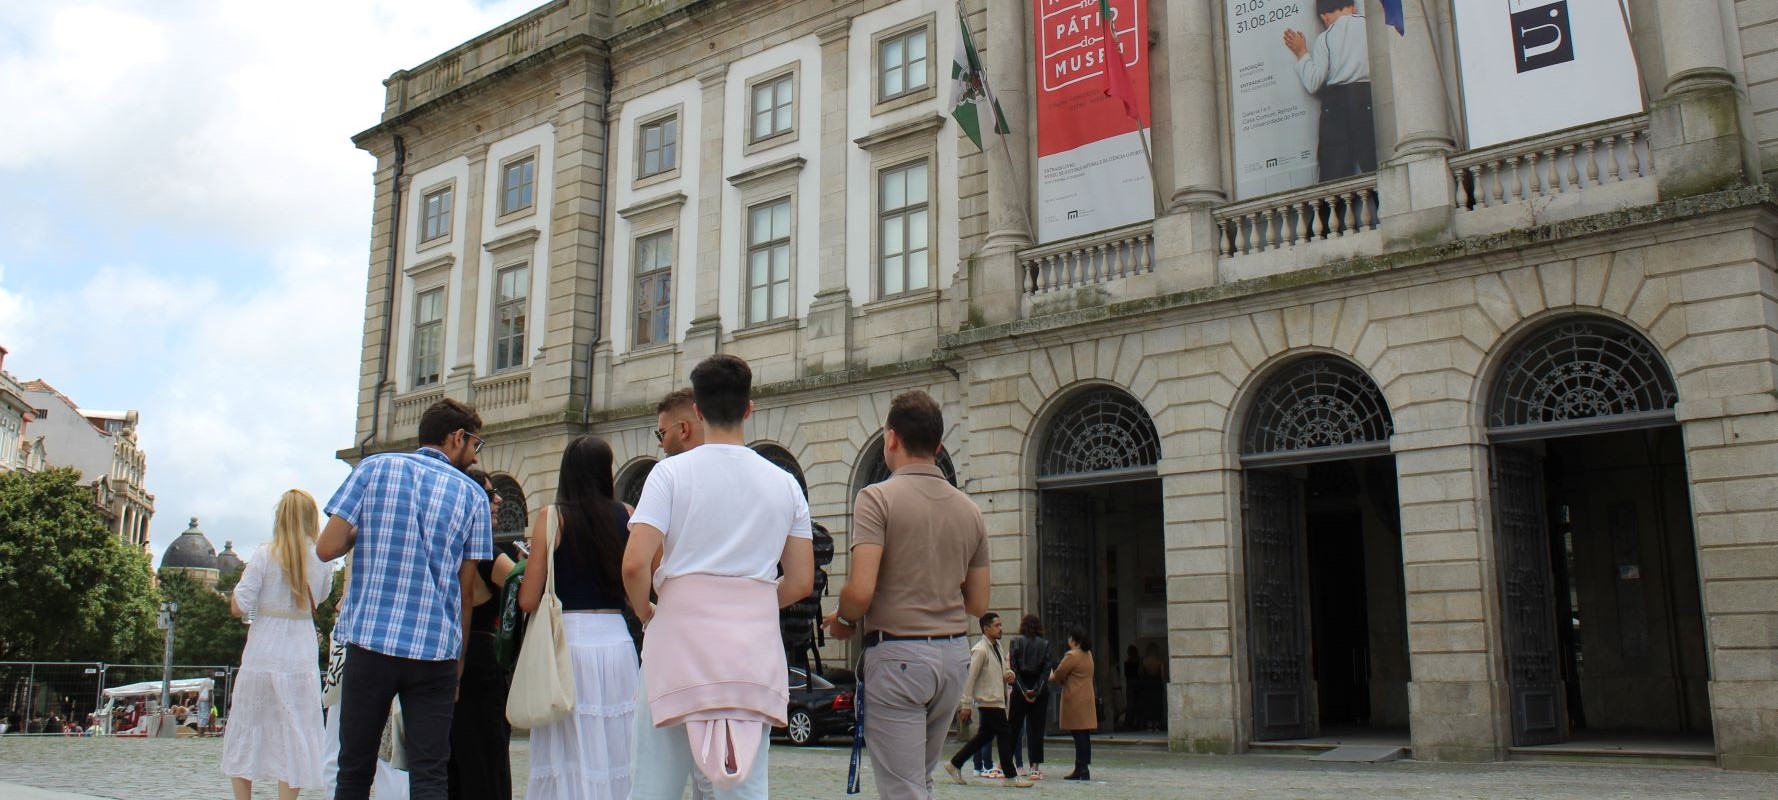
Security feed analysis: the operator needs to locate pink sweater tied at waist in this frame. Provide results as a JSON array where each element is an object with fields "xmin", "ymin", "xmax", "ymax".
[{"xmin": 641, "ymin": 573, "xmax": 789, "ymax": 788}]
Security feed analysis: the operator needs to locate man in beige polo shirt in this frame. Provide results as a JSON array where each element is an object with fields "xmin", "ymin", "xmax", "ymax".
[{"xmin": 824, "ymin": 390, "xmax": 990, "ymax": 800}]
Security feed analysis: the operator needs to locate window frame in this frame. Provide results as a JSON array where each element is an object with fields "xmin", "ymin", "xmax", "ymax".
[
  {"xmin": 631, "ymin": 228, "xmax": 677, "ymax": 350},
  {"xmin": 491, "ymin": 263, "xmax": 530, "ymax": 373},
  {"xmin": 418, "ymin": 181, "xmax": 455, "ymax": 247},
  {"xmin": 635, "ymin": 106, "xmax": 683, "ymax": 186},
  {"xmin": 744, "ymin": 65, "xmax": 801, "ymax": 153},
  {"xmin": 743, "ymin": 196, "xmax": 796, "ymax": 327},
  {"xmin": 872, "ymin": 16, "xmax": 938, "ymax": 114},
  {"xmin": 410, "ymin": 286, "xmax": 447, "ymax": 390},
  {"xmin": 875, "ymin": 158, "xmax": 935, "ymax": 300},
  {"xmin": 496, "ymin": 148, "xmax": 540, "ymax": 221}
]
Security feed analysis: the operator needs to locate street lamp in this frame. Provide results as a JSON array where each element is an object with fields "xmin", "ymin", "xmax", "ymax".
[{"xmin": 154, "ymin": 601, "xmax": 178, "ymax": 737}]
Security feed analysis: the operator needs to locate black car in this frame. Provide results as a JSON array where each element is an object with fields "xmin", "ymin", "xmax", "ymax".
[{"xmin": 775, "ymin": 666, "xmax": 855, "ymax": 746}]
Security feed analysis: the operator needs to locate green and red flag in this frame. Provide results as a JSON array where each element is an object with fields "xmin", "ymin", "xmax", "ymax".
[{"xmin": 950, "ymin": 6, "xmax": 1010, "ymax": 153}]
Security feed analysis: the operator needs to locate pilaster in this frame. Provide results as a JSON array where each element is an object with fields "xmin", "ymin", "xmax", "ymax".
[
  {"xmin": 686, "ymin": 63, "xmax": 730, "ymax": 365},
  {"xmin": 975, "ymin": 0, "xmax": 1031, "ymax": 326},
  {"xmin": 807, "ymin": 17, "xmax": 854, "ymax": 376},
  {"xmin": 1378, "ymin": 1, "xmax": 1455, "ymax": 251},
  {"xmin": 1649, "ymin": 0, "xmax": 1753, "ymax": 198}
]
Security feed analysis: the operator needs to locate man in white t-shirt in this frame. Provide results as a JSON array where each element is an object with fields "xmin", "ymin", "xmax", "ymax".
[{"xmin": 624, "ymin": 354, "xmax": 816, "ymax": 799}]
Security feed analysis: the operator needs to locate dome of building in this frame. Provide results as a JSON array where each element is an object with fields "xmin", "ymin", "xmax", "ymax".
[
  {"xmin": 215, "ymin": 540, "xmax": 244, "ymax": 580},
  {"xmin": 160, "ymin": 517, "xmax": 219, "ymax": 571}
]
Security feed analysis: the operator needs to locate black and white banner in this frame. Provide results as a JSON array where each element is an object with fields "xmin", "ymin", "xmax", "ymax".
[{"xmin": 1455, "ymin": 0, "xmax": 1644, "ymax": 148}]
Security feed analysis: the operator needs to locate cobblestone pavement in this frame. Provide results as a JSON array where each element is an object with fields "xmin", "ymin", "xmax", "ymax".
[{"xmin": 2, "ymin": 735, "xmax": 1774, "ymax": 799}]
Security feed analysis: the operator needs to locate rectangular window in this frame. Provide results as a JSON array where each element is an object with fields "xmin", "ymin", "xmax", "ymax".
[
  {"xmin": 746, "ymin": 199, "xmax": 792, "ymax": 324},
  {"xmin": 879, "ymin": 161, "xmax": 931, "ymax": 297},
  {"xmin": 493, "ymin": 265, "xmax": 529, "ymax": 371},
  {"xmin": 639, "ymin": 115, "xmax": 678, "ymax": 179},
  {"xmin": 750, "ymin": 74, "xmax": 795, "ymax": 142},
  {"xmin": 879, "ymin": 27, "xmax": 930, "ymax": 101},
  {"xmin": 499, "ymin": 156, "xmax": 535, "ymax": 216},
  {"xmin": 411, "ymin": 288, "xmax": 445, "ymax": 388},
  {"xmin": 420, "ymin": 186, "xmax": 453, "ymax": 242},
  {"xmin": 633, "ymin": 231, "xmax": 674, "ymax": 347}
]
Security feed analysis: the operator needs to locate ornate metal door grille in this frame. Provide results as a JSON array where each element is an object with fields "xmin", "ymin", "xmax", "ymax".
[
  {"xmin": 856, "ymin": 438, "xmax": 958, "ymax": 494},
  {"xmin": 491, "ymin": 473, "xmax": 529, "ymax": 542},
  {"xmin": 1037, "ymin": 388, "xmax": 1160, "ymax": 482},
  {"xmin": 1488, "ymin": 317, "xmax": 1677, "ymax": 435},
  {"xmin": 1038, "ymin": 490, "xmax": 1096, "ymax": 662},
  {"xmin": 1242, "ymin": 357, "xmax": 1393, "ymax": 462},
  {"xmin": 1492, "ymin": 445, "xmax": 1568, "ymax": 746},
  {"xmin": 617, "ymin": 459, "xmax": 656, "ymax": 508},
  {"xmin": 1244, "ymin": 469, "xmax": 1312, "ymax": 741},
  {"xmin": 751, "ymin": 443, "xmax": 808, "ymax": 497}
]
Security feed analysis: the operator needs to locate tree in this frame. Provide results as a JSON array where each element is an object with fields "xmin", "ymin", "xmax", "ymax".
[
  {"xmin": 0, "ymin": 468, "xmax": 160, "ymax": 662},
  {"xmin": 156, "ymin": 570, "xmax": 246, "ymax": 668}
]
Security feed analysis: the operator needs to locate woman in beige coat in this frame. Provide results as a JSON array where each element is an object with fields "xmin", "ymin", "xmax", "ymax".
[{"xmin": 1049, "ymin": 627, "xmax": 1097, "ymax": 781}]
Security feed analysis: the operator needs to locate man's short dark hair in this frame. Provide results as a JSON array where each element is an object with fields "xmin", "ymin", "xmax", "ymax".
[
  {"xmin": 417, "ymin": 398, "xmax": 481, "ymax": 446},
  {"xmin": 689, "ymin": 355, "xmax": 751, "ymax": 428},
  {"xmin": 886, "ymin": 390, "xmax": 943, "ymax": 458},
  {"xmin": 1316, "ymin": 0, "xmax": 1356, "ymax": 14},
  {"xmin": 979, "ymin": 612, "xmax": 1000, "ymax": 630},
  {"xmin": 656, "ymin": 388, "xmax": 696, "ymax": 416}
]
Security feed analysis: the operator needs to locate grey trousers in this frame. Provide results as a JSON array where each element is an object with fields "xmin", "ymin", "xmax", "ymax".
[{"xmin": 861, "ymin": 638, "xmax": 971, "ymax": 800}]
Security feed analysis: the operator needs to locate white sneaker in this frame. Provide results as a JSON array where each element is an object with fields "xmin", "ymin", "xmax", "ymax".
[{"xmin": 944, "ymin": 763, "xmax": 969, "ymax": 785}]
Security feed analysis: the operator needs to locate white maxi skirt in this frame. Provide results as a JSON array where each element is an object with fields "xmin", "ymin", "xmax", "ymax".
[{"xmin": 525, "ymin": 612, "xmax": 638, "ymax": 800}]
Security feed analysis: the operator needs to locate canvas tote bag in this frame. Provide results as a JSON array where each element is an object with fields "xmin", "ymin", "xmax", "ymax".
[{"xmin": 506, "ymin": 504, "xmax": 576, "ymax": 729}]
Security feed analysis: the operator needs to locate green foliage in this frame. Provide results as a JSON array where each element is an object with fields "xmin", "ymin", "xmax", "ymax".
[
  {"xmin": 313, "ymin": 568, "xmax": 346, "ymax": 670},
  {"xmin": 156, "ymin": 570, "xmax": 246, "ymax": 668},
  {"xmin": 0, "ymin": 468, "xmax": 160, "ymax": 661}
]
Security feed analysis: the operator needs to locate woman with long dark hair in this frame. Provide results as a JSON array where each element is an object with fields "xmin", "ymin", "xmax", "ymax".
[
  {"xmin": 1050, "ymin": 627, "xmax": 1098, "ymax": 781},
  {"xmin": 1006, "ymin": 614, "xmax": 1051, "ymax": 780},
  {"xmin": 447, "ymin": 470, "xmax": 518, "ymax": 800},
  {"xmin": 518, "ymin": 435, "xmax": 636, "ymax": 800}
]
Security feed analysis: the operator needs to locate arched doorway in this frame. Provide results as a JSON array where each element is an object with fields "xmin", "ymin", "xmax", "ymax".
[
  {"xmin": 1240, "ymin": 356, "xmax": 1410, "ymax": 743},
  {"xmin": 750, "ymin": 442, "xmax": 808, "ymax": 496},
  {"xmin": 617, "ymin": 458, "xmax": 657, "ymax": 509},
  {"xmin": 1035, "ymin": 387, "xmax": 1165, "ymax": 731},
  {"xmin": 852, "ymin": 434, "xmax": 959, "ymax": 495},
  {"xmin": 490, "ymin": 473, "xmax": 529, "ymax": 546},
  {"xmin": 1485, "ymin": 316, "xmax": 1709, "ymax": 750}
]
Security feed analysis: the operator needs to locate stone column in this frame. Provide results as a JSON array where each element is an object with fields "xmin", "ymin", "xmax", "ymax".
[
  {"xmin": 1649, "ymin": 0, "xmax": 1751, "ymax": 196},
  {"xmin": 1153, "ymin": 0, "xmax": 1222, "ymax": 292},
  {"xmin": 806, "ymin": 17, "xmax": 853, "ymax": 375},
  {"xmin": 683, "ymin": 63, "xmax": 730, "ymax": 365},
  {"xmin": 974, "ymin": 0, "xmax": 1032, "ymax": 326},
  {"xmin": 1377, "ymin": 2, "xmax": 1456, "ymax": 250}
]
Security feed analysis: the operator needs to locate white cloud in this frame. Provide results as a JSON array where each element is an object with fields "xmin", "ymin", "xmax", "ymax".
[{"xmin": 0, "ymin": 0, "xmax": 545, "ymax": 556}]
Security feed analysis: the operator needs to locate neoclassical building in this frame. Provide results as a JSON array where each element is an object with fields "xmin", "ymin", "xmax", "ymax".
[
  {"xmin": 20, "ymin": 381, "xmax": 154, "ymax": 550},
  {"xmin": 341, "ymin": 0, "xmax": 1778, "ymax": 769}
]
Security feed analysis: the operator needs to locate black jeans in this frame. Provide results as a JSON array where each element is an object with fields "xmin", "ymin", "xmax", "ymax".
[
  {"xmin": 335, "ymin": 645, "xmax": 458, "ymax": 800},
  {"xmin": 1072, "ymin": 730, "xmax": 1092, "ymax": 767},
  {"xmin": 949, "ymin": 707, "xmax": 1016, "ymax": 775},
  {"xmin": 1007, "ymin": 688, "xmax": 1048, "ymax": 764}
]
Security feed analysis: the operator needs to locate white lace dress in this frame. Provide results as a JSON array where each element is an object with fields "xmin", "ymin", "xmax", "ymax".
[{"xmin": 220, "ymin": 545, "xmax": 332, "ymax": 788}]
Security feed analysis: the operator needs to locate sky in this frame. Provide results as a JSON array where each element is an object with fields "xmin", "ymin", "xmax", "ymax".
[{"xmin": 0, "ymin": 0, "xmax": 542, "ymax": 561}]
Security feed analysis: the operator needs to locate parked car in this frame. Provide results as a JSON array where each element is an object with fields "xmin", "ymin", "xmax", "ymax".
[{"xmin": 776, "ymin": 666, "xmax": 854, "ymax": 746}]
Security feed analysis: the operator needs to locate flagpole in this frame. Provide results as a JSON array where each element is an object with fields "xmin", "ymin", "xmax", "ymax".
[{"xmin": 1136, "ymin": 123, "xmax": 1163, "ymax": 219}]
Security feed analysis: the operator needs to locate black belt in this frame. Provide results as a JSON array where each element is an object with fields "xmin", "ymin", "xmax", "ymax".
[{"xmin": 862, "ymin": 631, "xmax": 966, "ymax": 648}]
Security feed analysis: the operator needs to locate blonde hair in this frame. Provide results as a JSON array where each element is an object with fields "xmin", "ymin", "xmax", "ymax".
[{"xmin": 271, "ymin": 489, "xmax": 321, "ymax": 610}]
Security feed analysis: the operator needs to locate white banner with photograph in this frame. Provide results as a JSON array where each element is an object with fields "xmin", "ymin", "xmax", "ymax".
[{"xmin": 1455, "ymin": 0, "xmax": 1644, "ymax": 148}]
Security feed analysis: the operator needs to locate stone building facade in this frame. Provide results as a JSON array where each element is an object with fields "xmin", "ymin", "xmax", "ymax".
[
  {"xmin": 0, "ymin": 347, "xmax": 31, "ymax": 473},
  {"xmin": 342, "ymin": 0, "xmax": 1778, "ymax": 770},
  {"xmin": 20, "ymin": 381, "xmax": 154, "ymax": 550}
]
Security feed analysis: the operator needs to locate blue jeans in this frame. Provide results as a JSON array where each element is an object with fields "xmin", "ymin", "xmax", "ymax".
[{"xmin": 629, "ymin": 675, "xmax": 768, "ymax": 800}]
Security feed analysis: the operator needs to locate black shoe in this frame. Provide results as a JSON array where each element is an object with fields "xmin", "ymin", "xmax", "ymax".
[{"xmin": 1064, "ymin": 767, "xmax": 1090, "ymax": 781}]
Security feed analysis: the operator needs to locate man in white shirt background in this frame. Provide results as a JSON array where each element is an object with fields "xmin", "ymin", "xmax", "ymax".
[{"xmin": 1285, "ymin": 0, "xmax": 1378, "ymax": 181}]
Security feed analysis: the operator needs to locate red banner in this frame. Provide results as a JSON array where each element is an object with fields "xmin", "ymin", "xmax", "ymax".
[{"xmin": 1034, "ymin": 0, "xmax": 1151, "ymax": 159}]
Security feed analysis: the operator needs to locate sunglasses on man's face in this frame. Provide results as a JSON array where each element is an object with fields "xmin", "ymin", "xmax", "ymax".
[{"xmin": 654, "ymin": 428, "xmax": 668, "ymax": 443}]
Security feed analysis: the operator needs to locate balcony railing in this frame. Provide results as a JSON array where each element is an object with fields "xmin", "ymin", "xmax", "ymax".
[
  {"xmin": 1019, "ymin": 223, "xmax": 1155, "ymax": 296},
  {"xmin": 393, "ymin": 389, "xmax": 446, "ymax": 430},
  {"xmin": 474, "ymin": 371, "xmax": 532, "ymax": 411},
  {"xmin": 1452, "ymin": 115, "xmax": 1652, "ymax": 211},
  {"xmin": 1215, "ymin": 175, "xmax": 1381, "ymax": 259}
]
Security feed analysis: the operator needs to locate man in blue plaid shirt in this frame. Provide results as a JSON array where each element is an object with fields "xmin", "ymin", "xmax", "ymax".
[{"xmin": 318, "ymin": 398, "xmax": 493, "ymax": 800}]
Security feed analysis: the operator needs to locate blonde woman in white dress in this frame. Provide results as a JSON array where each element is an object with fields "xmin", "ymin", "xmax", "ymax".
[{"xmin": 221, "ymin": 489, "xmax": 333, "ymax": 799}]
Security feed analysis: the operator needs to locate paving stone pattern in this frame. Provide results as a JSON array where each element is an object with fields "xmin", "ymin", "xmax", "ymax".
[{"xmin": 0, "ymin": 735, "xmax": 1774, "ymax": 799}]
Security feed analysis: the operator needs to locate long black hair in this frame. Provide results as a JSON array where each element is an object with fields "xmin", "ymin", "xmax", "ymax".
[{"xmin": 555, "ymin": 434, "xmax": 625, "ymax": 602}]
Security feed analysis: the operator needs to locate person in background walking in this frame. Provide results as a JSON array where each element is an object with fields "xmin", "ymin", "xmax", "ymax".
[
  {"xmin": 317, "ymin": 399, "xmax": 494, "ymax": 800},
  {"xmin": 945, "ymin": 613, "xmax": 1028, "ymax": 787},
  {"xmin": 824, "ymin": 389, "xmax": 990, "ymax": 800},
  {"xmin": 1051, "ymin": 628, "xmax": 1098, "ymax": 782},
  {"xmin": 519, "ymin": 435, "xmax": 639, "ymax": 799},
  {"xmin": 1006, "ymin": 615, "xmax": 1052, "ymax": 780},
  {"xmin": 221, "ymin": 489, "xmax": 333, "ymax": 800},
  {"xmin": 449, "ymin": 469, "xmax": 518, "ymax": 800}
]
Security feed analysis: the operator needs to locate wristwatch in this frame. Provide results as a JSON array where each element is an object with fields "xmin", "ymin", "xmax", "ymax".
[{"xmin": 835, "ymin": 612, "xmax": 859, "ymax": 628}]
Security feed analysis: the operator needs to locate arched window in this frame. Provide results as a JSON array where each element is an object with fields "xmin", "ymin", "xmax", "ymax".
[
  {"xmin": 1241, "ymin": 357, "xmax": 1393, "ymax": 465},
  {"xmin": 852, "ymin": 436, "xmax": 958, "ymax": 497},
  {"xmin": 490, "ymin": 474, "xmax": 529, "ymax": 538},
  {"xmin": 1487, "ymin": 316, "xmax": 1677, "ymax": 440},
  {"xmin": 750, "ymin": 443, "xmax": 808, "ymax": 498},
  {"xmin": 1037, "ymin": 387, "xmax": 1160, "ymax": 485},
  {"xmin": 617, "ymin": 459, "xmax": 657, "ymax": 508}
]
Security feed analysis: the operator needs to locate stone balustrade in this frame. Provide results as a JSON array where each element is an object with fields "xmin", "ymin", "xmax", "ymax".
[
  {"xmin": 1214, "ymin": 177, "xmax": 1381, "ymax": 259},
  {"xmin": 473, "ymin": 371, "xmax": 533, "ymax": 411},
  {"xmin": 1452, "ymin": 115, "xmax": 1653, "ymax": 212},
  {"xmin": 1018, "ymin": 223, "xmax": 1155, "ymax": 296},
  {"xmin": 392, "ymin": 389, "xmax": 446, "ymax": 430}
]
